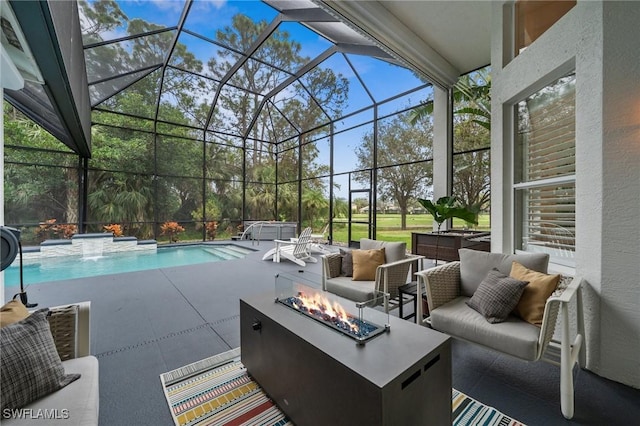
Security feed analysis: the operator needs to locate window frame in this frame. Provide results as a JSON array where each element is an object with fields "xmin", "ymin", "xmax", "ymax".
[{"xmin": 512, "ymin": 72, "xmax": 576, "ymax": 268}]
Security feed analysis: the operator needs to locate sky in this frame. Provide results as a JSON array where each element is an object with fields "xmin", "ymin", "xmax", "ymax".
[{"xmin": 85, "ymin": 0, "xmax": 432, "ymax": 198}]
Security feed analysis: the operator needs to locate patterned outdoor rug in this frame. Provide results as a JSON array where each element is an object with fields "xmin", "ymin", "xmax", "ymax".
[{"xmin": 161, "ymin": 348, "xmax": 525, "ymax": 426}]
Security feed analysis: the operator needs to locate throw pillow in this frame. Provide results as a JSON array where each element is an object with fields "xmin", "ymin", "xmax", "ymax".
[
  {"xmin": 0, "ymin": 309, "xmax": 81, "ymax": 410},
  {"xmin": 339, "ymin": 249, "xmax": 353, "ymax": 277},
  {"xmin": 0, "ymin": 299, "xmax": 30, "ymax": 328},
  {"xmin": 351, "ymin": 248, "xmax": 385, "ymax": 281},
  {"xmin": 466, "ymin": 268, "xmax": 529, "ymax": 324},
  {"xmin": 360, "ymin": 238, "xmax": 407, "ymax": 263},
  {"xmin": 459, "ymin": 249, "xmax": 549, "ymax": 297},
  {"xmin": 510, "ymin": 261, "xmax": 561, "ymax": 326}
]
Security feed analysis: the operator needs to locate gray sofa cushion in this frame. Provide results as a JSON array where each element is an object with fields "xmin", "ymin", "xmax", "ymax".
[
  {"xmin": 2, "ymin": 356, "xmax": 100, "ymax": 426},
  {"xmin": 459, "ymin": 249, "xmax": 549, "ymax": 297},
  {"xmin": 0, "ymin": 310, "xmax": 80, "ymax": 410},
  {"xmin": 466, "ymin": 269, "xmax": 529, "ymax": 323},
  {"xmin": 430, "ymin": 297, "xmax": 541, "ymax": 360},
  {"xmin": 360, "ymin": 238, "xmax": 406, "ymax": 263},
  {"xmin": 324, "ymin": 276, "xmax": 377, "ymax": 304}
]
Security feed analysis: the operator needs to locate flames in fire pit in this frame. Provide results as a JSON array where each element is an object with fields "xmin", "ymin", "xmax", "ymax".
[{"xmin": 278, "ymin": 291, "xmax": 386, "ymax": 343}]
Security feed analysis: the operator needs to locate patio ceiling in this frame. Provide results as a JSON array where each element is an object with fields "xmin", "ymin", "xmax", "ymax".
[{"xmin": 2, "ymin": 0, "xmax": 491, "ymax": 156}]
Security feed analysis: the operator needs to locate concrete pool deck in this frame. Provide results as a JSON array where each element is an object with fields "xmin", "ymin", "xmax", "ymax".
[{"xmin": 4, "ymin": 240, "xmax": 639, "ymax": 425}]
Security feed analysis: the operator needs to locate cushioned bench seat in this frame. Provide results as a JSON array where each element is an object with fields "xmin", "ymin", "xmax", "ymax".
[
  {"xmin": 324, "ymin": 275, "xmax": 378, "ymax": 303},
  {"xmin": 430, "ymin": 296, "xmax": 541, "ymax": 360}
]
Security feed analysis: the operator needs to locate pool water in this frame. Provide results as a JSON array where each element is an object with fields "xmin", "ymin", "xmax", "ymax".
[{"xmin": 4, "ymin": 244, "xmax": 253, "ymax": 286}]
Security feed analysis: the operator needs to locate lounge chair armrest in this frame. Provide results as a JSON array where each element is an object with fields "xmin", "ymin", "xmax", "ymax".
[
  {"xmin": 537, "ymin": 276, "xmax": 584, "ymax": 359},
  {"xmin": 273, "ymin": 238, "xmax": 297, "ymax": 245},
  {"xmin": 548, "ymin": 275, "xmax": 582, "ymax": 303},
  {"xmin": 375, "ymin": 255, "xmax": 425, "ymax": 298},
  {"xmin": 377, "ymin": 254, "xmax": 424, "ymax": 270},
  {"xmin": 415, "ymin": 261, "xmax": 461, "ymax": 311}
]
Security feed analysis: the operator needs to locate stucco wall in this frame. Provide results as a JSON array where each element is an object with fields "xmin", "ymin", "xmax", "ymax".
[
  {"xmin": 597, "ymin": 0, "xmax": 640, "ymax": 387},
  {"xmin": 491, "ymin": 0, "xmax": 639, "ymax": 388}
]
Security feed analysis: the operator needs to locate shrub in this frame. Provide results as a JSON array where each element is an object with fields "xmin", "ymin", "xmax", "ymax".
[
  {"xmin": 160, "ymin": 221, "xmax": 185, "ymax": 243},
  {"xmin": 103, "ymin": 224, "xmax": 123, "ymax": 237},
  {"xmin": 205, "ymin": 221, "xmax": 218, "ymax": 240},
  {"xmin": 35, "ymin": 219, "xmax": 77, "ymax": 241}
]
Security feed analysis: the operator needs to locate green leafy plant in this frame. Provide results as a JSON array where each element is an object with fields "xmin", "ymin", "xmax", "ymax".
[{"xmin": 417, "ymin": 196, "xmax": 479, "ymax": 264}]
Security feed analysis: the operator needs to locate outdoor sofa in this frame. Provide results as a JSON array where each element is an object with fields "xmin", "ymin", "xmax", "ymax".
[{"xmin": 1, "ymin": 301, "xmax": 99, "ymax": 425}]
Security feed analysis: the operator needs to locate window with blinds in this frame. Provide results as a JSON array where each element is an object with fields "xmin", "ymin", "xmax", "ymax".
[{"xmin": 514, "ymin": 73, "xmax": 576, "ymax": 266}]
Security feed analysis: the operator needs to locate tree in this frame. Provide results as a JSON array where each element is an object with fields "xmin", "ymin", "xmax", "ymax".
[
  {"xmin": 452, "ymin": 120, "xmax": 490, "ymax": 212},
  {"xmin": 80, "ymin": 0, "xmax": 209, "ymax": 235},
  {"xmin": 409, "ymin": 67, "xmax": 491, "ymax": 213},
  {"xmin": 408, "ymin": 68, "xmax": 491, "ymax": 130},
  {"xmin": 204, "ymin": 14, "xmax": 348, "ymax": 223},
  {"xmin": 301, "ymin": 186, "xmax": 329, "ymax": 227},
  {"xmin": 3, "ymin": 104, "xmax": 79, "ymax": 228},
  {"xmin": 355, "ymin": 111, "xmax": 433, "ymax": 229},
  {"xmin": 8, "ymin": 4, "xmax": 350, "ymax": 238}
]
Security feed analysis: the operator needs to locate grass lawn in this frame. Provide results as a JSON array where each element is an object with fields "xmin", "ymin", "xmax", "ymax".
[
  {"xmin": 332, "ymin": 213, "xmax": 490, "ymax": 249},
  {"xmin": 159, "ymin": 213, "xmax": 490, "ymax": 250}
]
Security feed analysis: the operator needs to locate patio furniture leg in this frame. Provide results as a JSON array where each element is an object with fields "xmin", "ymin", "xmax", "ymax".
[{"xmin": 560, "ymin": 302, "xmax": 583, "ymax": 419}]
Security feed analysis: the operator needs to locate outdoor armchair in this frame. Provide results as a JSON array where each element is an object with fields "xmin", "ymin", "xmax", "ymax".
[
  {"xmin": 321, "ymin": 238, "xmax": 424, "ymax": 312},
  {"xmin": 415, "ymin": 249, "xmax": 585, "ymax": 419}
]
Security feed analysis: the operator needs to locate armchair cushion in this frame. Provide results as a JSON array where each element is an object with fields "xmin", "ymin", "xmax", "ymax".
[
  {"xmin": 459, "ymin": 249, "xmax": 549, "ymax": 297},
  {"xmin": 510, "ymin": 261, "xmax": 561, "ymax": 326},
  {"xmin": 360, "ymin": 238, "xmax": 406, "ymax": 263},
  {"xmin": 430, "ymin": 297, "xmax": 541, "ymax": 360},
  {"xmin": 339, "ymin": 248, "xmax": 353, "ymax": 277},
  {"xmin": 466, "ymin": 269, "xmax": 529, "ymax": 323},
  {"xmin": 0, "ymin": 310, "xmax": 80, "ymax": 410},
  {"xmin": 352, "ymin": 248, "xmax": 385, "ymax": 281},
  {"xmin": 325, "ymin": 276, "xmax": 379, "ymax": 303}
]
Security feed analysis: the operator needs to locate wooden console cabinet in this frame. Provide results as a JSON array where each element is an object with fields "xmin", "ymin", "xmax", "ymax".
[{"xmin": 411, "ymin": 231, "xmax": 490, "ymax": 262}]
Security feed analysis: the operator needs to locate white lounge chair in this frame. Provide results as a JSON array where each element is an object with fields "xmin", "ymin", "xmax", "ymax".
[
  {"xmin": 309, "ymin": 223, "xmax": 331, "ymax": 254},
  {"xmin": 262, "ymin": 227, "xmax": 318, "ymax": 267},
  {"xmin": 310, "ymin": 223, "xmax": 329, "ymax": 242}
]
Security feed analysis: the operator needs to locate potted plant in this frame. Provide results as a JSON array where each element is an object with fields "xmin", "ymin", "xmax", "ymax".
[{"xmin": 417, "ymin": 196, "xmax": 479, "ymax": 264}]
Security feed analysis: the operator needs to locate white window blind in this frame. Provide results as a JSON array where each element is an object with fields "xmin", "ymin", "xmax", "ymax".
[{"xmin": 515, "ymin": 74, "xmax": 575, "ymax": 265}]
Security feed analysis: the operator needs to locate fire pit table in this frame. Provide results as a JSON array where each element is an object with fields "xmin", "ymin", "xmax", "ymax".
[{"xmin": 240, "ymin": 272, "xmax": 452, "ymax": 426}]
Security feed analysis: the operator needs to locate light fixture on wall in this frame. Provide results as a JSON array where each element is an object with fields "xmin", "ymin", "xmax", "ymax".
[{"xmin": 0, "ymin": 226, "xmax": 37, "ymax": 307}]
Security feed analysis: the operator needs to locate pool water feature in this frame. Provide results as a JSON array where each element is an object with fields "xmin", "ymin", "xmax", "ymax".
[{"xmin": 3, "ymin": 244, "xmax": 253, "ymax": 286}]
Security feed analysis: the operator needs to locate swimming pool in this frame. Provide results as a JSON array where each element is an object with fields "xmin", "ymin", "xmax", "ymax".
[{"xmin": 3, "ymin": 244, "xmax": 253, "ymax": 286}]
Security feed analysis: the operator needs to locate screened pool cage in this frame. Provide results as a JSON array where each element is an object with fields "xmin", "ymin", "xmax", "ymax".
[{"xmin": 3, "ymin": 0, "xmax": 490, "ymax": 246}]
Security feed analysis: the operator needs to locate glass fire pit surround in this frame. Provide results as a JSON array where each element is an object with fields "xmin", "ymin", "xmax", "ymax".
[{"xmin": 275, "ymin": 272, "xmax": 390, "ymax": 345}]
